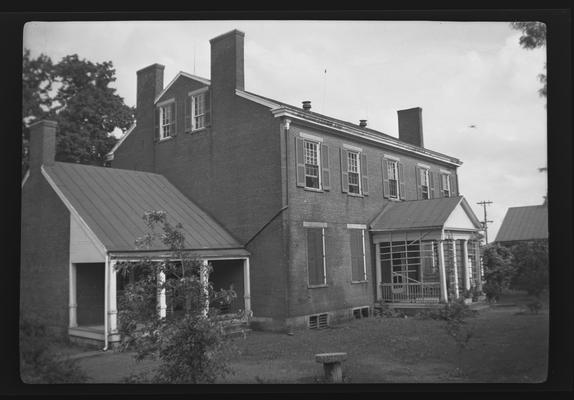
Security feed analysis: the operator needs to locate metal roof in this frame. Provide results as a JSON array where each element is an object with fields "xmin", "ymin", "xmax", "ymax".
[
  {"xmin": 43, "ymin": 162, "xmax": 248, "ymax": 255},
  {"xmin": 494, "ymin": 205, "xmax": 548, "ymax": 243},
  {"xmin": 370, "ymin": 196, "xmax": 480, "ymax": 231}
]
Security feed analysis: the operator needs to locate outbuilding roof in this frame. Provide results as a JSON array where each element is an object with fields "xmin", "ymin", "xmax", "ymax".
[
  {"xmin": 370, "ymin": 196, "xmax": 481, "ymax": 232},
  {"xmin": 494, "ymin": 205, "xmax": 548, "ymax": 243},
  {"xmin": 42, "ymin": 162, "xmax": 248, "ymax": 255}
]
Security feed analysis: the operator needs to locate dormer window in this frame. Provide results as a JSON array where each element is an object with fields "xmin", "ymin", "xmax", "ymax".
[{"xmin": 185, "ymin": 88, "xmax": 211, "ymax": 132}]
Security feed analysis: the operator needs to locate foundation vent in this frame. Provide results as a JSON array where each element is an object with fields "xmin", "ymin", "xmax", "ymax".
[
  {"xmin": 308, "ymin": 313, "xmax": 329, "ymax": 329},
  {"xmin": 352, "ymin": 306, "xmax": 370, "ymax": 319}
]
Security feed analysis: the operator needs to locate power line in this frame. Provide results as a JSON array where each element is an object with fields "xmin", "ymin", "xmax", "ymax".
[{"xmin": 476, "ymin": 200, "xmax": 493, "ymax": 244}]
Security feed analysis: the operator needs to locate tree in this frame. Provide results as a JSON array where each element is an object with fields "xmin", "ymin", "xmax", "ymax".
[
  {"xmin": 22, "ymin": 51, "xmax": 135, "ymax": 175},
  {"xmin": 510, "ymin": 22, "xmax": 547, "ymax": 98},
  {"xmin": 116, "ymin": 210, "xmax": 238, "ymax": 383},
  {"xmin": 481, "ymin": 244, "xmax": 515, "ymax": 302},
  {"xmin": 510, "ymin": 240, "xmax": 549, "ymax": 297}
]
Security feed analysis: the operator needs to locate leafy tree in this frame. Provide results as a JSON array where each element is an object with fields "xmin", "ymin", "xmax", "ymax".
[
  {"xmin": 116, "ymin": 210, "xmax": 238, "ymax": 383},
  {"xmin": 22, "ymin": 50, "xmax": 135, "ymax": 175},
  {"xmin": 481, "ymin": 244, "xmax": 515, "ymax": 302},
  {"xmin": 510, "ymin": 240, "xmax": 549, "ymax": 297},
  {"xmin": 510, "ymin": 22, "xmax": 547, "ymax": 98}
]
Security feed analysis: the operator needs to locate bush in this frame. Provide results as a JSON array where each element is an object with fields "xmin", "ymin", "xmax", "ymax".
[
  {"xmin": 510, "ymin": 241, "xmax": 548, "ymax": 298},
  {"xmin": 482, "ymin": 244, "xmax": 515, "ymax": 302},
  {"xmin": 416, "ymin": 300, "xmax": 476, "ymax": 321},
  {"xmin": 20, "ymin": 319, "xmax": 88, "ymax": 383}
]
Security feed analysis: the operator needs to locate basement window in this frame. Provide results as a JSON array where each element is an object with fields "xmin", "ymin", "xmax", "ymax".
[
  {"xmin": 353, "ymin": 306, "xmax": 370, "ymax": 319},
  {"xmin": 308, "ymin": 313, "xmax": 329, "ymax": 329}
]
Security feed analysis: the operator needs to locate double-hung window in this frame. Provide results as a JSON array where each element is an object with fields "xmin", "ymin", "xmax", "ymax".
[
  {"xmin": 441, "ymin": 173, "xmax": 451, "ymax": 197},
  {"xmin": 158, "ymin": 101, "xmax": 176, "ymax": 140},
  {"xmin": 341, "ymin": 146, "xmax": 368, "ymax": 196},
  {"xmin": 185, "ymin": 88, "xmax": 211, "ymax": 133},
  {"xmin": 387, "ymin": 160, "xmax": 399, "ymax": 199},
  {"xmin": 347, "ymin": 151, "xmax": 361, "ymax": 194},
  {"xmin": 420, "ymin": 167, "xmax": 430, "ymax": 199},
  {"xmin": 304, "ymin": 140, "xmax": 321, "ymax": 189}
]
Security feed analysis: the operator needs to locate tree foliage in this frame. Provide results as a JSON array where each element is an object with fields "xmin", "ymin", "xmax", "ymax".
[
  {"xmin": 481, "ymin": 244, "xmax": 515, "ymax": 302},
  {"xmin": 510, "ymin": 21, "xmax": 547, "ymax": 98},
  {"xmin": 22, "ymin": 50, "xmax": 135, "ymax": 175},
  {"xmin": 116, "ymin": 210, "xmax": 238, "ymax": 383},
  {"xmin": 510, "ymin": 240, "xmax": 549, "ymax": 297}
]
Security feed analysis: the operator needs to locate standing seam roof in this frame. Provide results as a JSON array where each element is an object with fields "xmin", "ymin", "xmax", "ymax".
[{"xmin": 494, "ymin": 205, "xmax": 548, "ymax": 242}]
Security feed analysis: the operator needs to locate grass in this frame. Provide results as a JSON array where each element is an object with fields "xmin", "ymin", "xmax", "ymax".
[{"xmin": 64, "ymin": 290, "xmax": 549, "ymax": 384}]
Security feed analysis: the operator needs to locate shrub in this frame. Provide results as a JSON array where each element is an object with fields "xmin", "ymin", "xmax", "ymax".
[
  {"xmin": 510, "ymin": 241, "xmax": 549, "ymax": 298},
  {"xmin": 482, "ymin": 244, "xmax": 515, "ymax": 302}
]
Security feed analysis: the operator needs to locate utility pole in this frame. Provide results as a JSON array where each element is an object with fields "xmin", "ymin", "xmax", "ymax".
[{"xmin": 476, "ymin": 200, "xmax": 493, "ymax": 244}]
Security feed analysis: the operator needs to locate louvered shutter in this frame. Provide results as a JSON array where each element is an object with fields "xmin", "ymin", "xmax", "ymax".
[
  {"xmin": 382, "ymin": 159, "xmax": 390, "ymax": 199},
  {"xmin": 321, "ymin": 144, "xmax": 331, "ymax": 191},
  {"xmin": 154, "ymin": 107, "xmax": 160, "ymax": 142},
  {"xmin": 184, "ymin": 96, "xmax": 191, "ymax": 133},
  {"xmin": 307, "ymin": 228, "xmax": 325, "ymax": 286},
  {"xmin": 439, "ymin": 173, "xmax": 444, "ymax": 197},
  {"xmin": 360, "ymin": 153, "xmax": 369, "ymax": 196},
  {"xmin": 350, "ymin": 230, "xmax": 364, "ymax": 281},
  {"xmin": 204, "ymin": 90, "xmax": 211, "ymax": 127},
  {"xmin": 340, "ymin": 149, "xmax": 349, "ymax": 193},
  {"xmin": 398, "ymin": 162, "xmax": 406, "ymax": 200},
  {"xmin": 451, "ymin": 174, "xmax": 458, "ymax": 196},
  {"xmin": 415, "ymin": 166, "xmax": 422, "ymax": 199},
  {"xmin": 429, "ymin": 170, "xmax": 435, "ymax": 198},
  {"xmin": 295, "ymin": 137, "xmax": 306, "ymax": 187}
]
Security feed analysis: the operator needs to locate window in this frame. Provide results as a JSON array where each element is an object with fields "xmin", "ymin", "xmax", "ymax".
[
  {"xmin": 420, "ymin": 168, "xmax": 430, "ymax": 199},
  {"xmin": 347, "ymin": 151, "xmax": 361, "ymax": 194},
  {"xmin": 185, "ymin": 89, "xmax": 211, "ymax": 132},
  {"xmin": 304, "ymin": 140, "xmax": 321, "ymax": 189},
  {"xmin": 387, "ymin": 160, "xmax": 399, "ymax": 199},
  {"xmin": 350, "ymin": 229, "xmax": 367, "ymax": 282},
  {"xmin": 306, "ymin": 227, "xmax": 326, "ymax": 286},
  {"xmin": 159, "ymin": 102, "xmax": 175, "ymax": 140},
  {"xmin": 341, "ymin": 147, "xmax": 368, "ymax": 196},
  {"xmin": 441, "ymin": 173, "xmax": 451, "ymax": 197}
]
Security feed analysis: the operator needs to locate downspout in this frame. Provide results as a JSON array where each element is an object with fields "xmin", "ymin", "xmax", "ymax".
[
  {"xmin": 281, "ymin": 118, "xmax": 291, "ymax": 331},
  {"xmin": 103, "ymin": 253, "xmax": 109, "ymax": 351}
]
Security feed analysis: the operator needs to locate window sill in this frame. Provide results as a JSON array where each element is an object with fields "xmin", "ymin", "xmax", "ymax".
[
  {"xmin": 351, "ymin": 280, "xmax": 369, "ymax": 284},
  {"xmin": 386, "ymin": 197, "xmax": 403, "ymax": 202},
  {"xmin": 158, "ymin": 136, "xmax": 174, "ymax": 143},
  {"xmin": 346, "ymin": 193, "xmax": 364, "ymax": 198},
  {"xmin": 308, "ymin": 284, "xmax": 328, "ymax": 289},
  {"xmin": 304, "ymin": 187, "xmax": 324, "ymax": 193},
  {"xmin": 187, "ymin": 127, "xmax": 209, "ymax": 134}
]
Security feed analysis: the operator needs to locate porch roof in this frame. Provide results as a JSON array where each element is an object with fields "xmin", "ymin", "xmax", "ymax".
[
  {"xmin": 369, "ymin": 196, "xmax": 482, "ymax": 232},
  {"xmin": 43, "ymin": 162, "xmax": 248, "ymax": 256}
]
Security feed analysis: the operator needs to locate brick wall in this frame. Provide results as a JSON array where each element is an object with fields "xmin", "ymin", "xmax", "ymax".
[{"xmin": 20, "ymin": 171, "xmax": 71, "ymax": 334}]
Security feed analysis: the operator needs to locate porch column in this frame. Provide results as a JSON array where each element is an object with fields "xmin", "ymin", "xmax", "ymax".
[
  {"xmin": 157, "ymin": 269, "xmax": 166, "ymax": 319},
  {"xmin": 375, "ymin": 243, "xmax": 382, "ymax": 301},
  {"xmin": 462, "ymin": 239, "xmax": 471, "ymax": 291},
  {"xmin": 243, "ymin": 258, "xmax": 252, "ymax": 316},
  {"xmin": 108, "ymin": 260, "xmax": 118, "ymax": 334},
  {"xmin": 201, "ymin": 259, "xmax": 209, "ymax": 317},
  {"xmin": 475, "ymin": 241, "xmax": 484, "ymax": 292},
  {"xmin": 451, "ymin": 240, "xmax": 460, "ymax": 300},
  {"xmin": 437, "ymin": 240, "xmax": 448, "ymax": 303},
  {"xmin": 69, "ymin": 263, "xmax": 77, "ymax": 328}
]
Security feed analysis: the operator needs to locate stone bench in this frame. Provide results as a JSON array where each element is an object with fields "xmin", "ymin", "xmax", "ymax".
[{"xmin": 315, "ymin": 352, "xmax": 347, "ymax": 383}]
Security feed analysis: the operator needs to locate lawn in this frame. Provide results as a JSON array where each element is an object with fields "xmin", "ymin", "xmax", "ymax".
[{"xmin": 65, "ymin": 291, "xmax": 548, "ymax": 384}]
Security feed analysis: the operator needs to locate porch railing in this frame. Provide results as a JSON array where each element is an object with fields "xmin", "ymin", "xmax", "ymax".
[{"xmin": 380, "ymin": 281, "xmax": 441, "ymax": 304}]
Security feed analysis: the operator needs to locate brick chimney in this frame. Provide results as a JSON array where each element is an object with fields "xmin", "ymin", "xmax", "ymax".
[
  {"xmin": 210, "ymin": 29, "xmax": 245, "ymax": 93},
  {"xmin": 397, "ymin": 107, "xmax": 424, "ymax": 147},
  {"xmin": 28, "ymin": 120, "xmax": 57, "ymax": 172},
  {"xmin": 136, "ymin": 63, "xmax": 164, "ymax": 124}
]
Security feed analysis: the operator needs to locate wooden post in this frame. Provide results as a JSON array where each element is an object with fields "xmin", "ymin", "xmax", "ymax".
[
  {"xmin": 437, "ymin": 240, "xmax": 448, "ymax": 303},
  {"xmin": 157, "ymin": 269, "xmax": 166, "ymax": 319},
  {"xmin": 375, "ymin": 243, "xmax": 382, "ymax": 301},
  {"xmin": 201, "ymin": 259, "xmax": 209, "ymax": 317},
  {"xmin": 69, "ymin": 263, "xmax": 77, "ymax": 328},
  {"xmin": 108, "ymin": 260, "xmax": 118, "ymax": 333},
  {"xmin": 243, "ymin": 258, "xmax": 251, "ymax": 316},
  {"xmin": 475, "ymin": 241, "xmax": 484, "ymax": 292},
  {"xmin": 462, "ymin": 239, "xmax": 471, "ymax": 291},
  {"xmin": 451, "ymin": 240, "xmax": 460, "ymax": 299}
]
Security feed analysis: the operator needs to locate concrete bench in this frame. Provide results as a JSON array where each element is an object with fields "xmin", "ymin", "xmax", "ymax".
[{"xmin": 315, "ymin": 352, "xmax": 347, "ymax": 383}]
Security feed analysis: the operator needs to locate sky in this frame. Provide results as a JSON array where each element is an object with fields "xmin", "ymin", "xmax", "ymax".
[{"xmin": 23, "ymin": 20, "xmax": 547, "ymax": 241}]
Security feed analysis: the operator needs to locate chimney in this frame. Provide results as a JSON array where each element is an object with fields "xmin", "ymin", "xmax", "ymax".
[
  {"xmin": 210, "ymin": 29, "xmax": 245, "ymax": 93},
  {"xmin": 302, "ymin": 101, "xmax": 311, "ymax": 111},
  {"xmin": 359, "ymin": 119, "xmax": 367, "ymax": 128},
  {"xmin": 28, "ymin": 120, "xmax": 57, "ymax": 171},
  {"xmin": 397, "ymin": 107, "xmax": 424, "ymax": 147},
  {"xmin": 136, "ymin": 63, "xmax": 164, "ymax": 123}
]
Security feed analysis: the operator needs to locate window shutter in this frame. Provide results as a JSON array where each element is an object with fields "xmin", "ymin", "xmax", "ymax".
[
  {"xmin": 360, "ymin": 153, "xmax": 369, "ymax": 196},
  {"xmin": 307, "ymin": 228, "xmax": 325, "ymax": 286},
  {"xmin": 350, "ymin": 230, "xmax": 364, "ymax": 281},
  {"xmin": 321, "ymin": 144, "xmax": 331, "ymax": 191},
  {"xmin": 184, "ymin": 96, "xmax": 191, "ymax": 133},
  {"xmin": 438, "ymin": 173, "xmax": 444, "ymax": 197},
  {"xmin": 398, "ymin": 162, "xmax": 406, "ymax": 200},
  {"xmin": 382, "ymin": 159, "xmax": 390, "ymax": 199},
  {"xmin": 171, "ymin": 101, "xmax": 177, "ymax": 136},
  {"xmin": 295, "ymin": 137, "xmax": 306, "ymax": 187},
  {"xmin": 451, "ymin": 174, "xmax": 458, "ymax": 196},
  {"xmin": 340, "ymin": 148, "xmax": 349, "ymax": 193},
  {"xmin": 429, "ymin": 170, "xmax": 435, "ymax": 198},
  {"xmin": 415, "ymin": 166, "xmax": 422, "ymax": 199},
  {"xmin": 154, "ymin": 107, "xmax": 160, "ymax": 142},
  {"xmin": 205, "ymin": 90, "xmax": 212, "ymax": 127}
]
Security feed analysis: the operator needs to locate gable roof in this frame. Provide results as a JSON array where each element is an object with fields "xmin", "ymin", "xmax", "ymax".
[
  {"xmin": 105, "ymin": 123, "xmax": 136, "ymax": 161},
  {"xmin": 494, "ymin": 205, "xmax": 548, "ymax": 243},
  {"xmin": 154, "ymin": 71, "xmax": 211, "ymax": 104},
  {"xmin": 370, "ymin": 196, "xmax": 481, "ymax": 232},
  {"xmin": 42, "ymin": 162, "xmax": 247, "ymax": 255}
]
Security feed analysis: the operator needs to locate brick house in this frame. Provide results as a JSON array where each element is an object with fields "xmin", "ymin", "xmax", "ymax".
[{"xmin": 21, "ymin": 29, "xmax": 484, "ymax": 345}]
